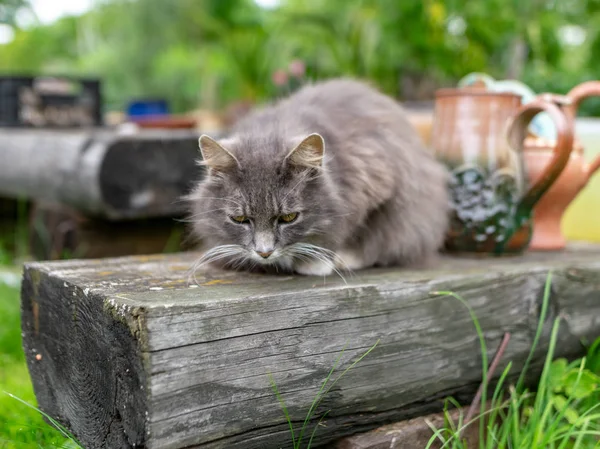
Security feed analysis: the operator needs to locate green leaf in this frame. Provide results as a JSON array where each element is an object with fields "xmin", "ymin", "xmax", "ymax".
[
  {"xmin": 548, "ymin": 358, "xmax": 568, "ymax": 392},
  {"xmin": 585, "ymin": 336, "xmax": 600, "ymax": 374},
  {"xmin": 563, "ymin": 370, "xmax": 600, "ymax": 400},
  {"xmin": 552, "ymin": 394, "xmax": 580, "ymax": 425}
]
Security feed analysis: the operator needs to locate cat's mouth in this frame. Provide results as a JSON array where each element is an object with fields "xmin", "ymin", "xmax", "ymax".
[
  {"xmin": 250, "ymin": 249, "xmax": 289, "ymax": 265},
  {"xmin": 252, "ymin": 243, "xmax": 339, "ymax": 270}
]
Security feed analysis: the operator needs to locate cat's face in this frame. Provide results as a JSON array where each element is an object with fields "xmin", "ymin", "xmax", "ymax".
[{"xmin": 190, "ymin": 134, "xmax": 339, "ymax": 269}]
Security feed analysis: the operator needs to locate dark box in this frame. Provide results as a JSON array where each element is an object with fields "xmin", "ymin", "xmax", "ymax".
[{"xmin": 0, "ymin": 75, "xmax": 102, "ymax": 128}]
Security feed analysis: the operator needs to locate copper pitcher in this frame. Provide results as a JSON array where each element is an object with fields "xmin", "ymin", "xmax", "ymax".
[
  {"xmin": 432, "ymin": 88, "xmax": 574, "ymax": 255},
  {"xmin": 524, "ymin": 82, "xmax": 600, "ymax": 250}
]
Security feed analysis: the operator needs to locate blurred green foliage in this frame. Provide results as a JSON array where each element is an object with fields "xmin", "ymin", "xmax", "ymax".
[
  {"xmin": 1, "ymin": 0, "xmax": 600, "ymax": 115},
  {"xmin": 0, "ymin": 0, "xmax": 28, "ymax": 25}
]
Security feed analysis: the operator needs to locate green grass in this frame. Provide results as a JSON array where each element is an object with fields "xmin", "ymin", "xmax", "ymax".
[
  {"xmin": 269, "ymin": 340, "xmax": 380, "ymax": 449},
  {"xmin": 427, "ymin": 273, "xmax": 600, "ymax": 449},
  {"xmin": 0, "ymin": 272, "xmax": 78, "ymax": 449}
]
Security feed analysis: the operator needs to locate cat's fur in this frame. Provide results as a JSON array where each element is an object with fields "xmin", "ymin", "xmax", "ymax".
[{"xmin": 187, "ymin": 78, "xmax": 449, "ymax": 276}]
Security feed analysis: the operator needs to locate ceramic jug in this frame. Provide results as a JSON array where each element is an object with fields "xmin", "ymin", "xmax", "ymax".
[
  {"xmin": 457, "ymin": 73, "xmax": 557, "ymax": 140},
  {"xmin": 432, "ymin": 88, "xmax": 574, "ymax": 255},
  {"xmin": 524, "ymin": 82, "xmax": 600, "ymax": 250}
]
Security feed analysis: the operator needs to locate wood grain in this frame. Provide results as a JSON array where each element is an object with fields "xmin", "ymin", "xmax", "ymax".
[{"xmin": 21, "ymin": 244, "xmax": 600, "ymax": 448}]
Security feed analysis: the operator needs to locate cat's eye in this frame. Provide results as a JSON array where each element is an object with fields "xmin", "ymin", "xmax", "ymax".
[
  {"xmin": 230, "ymin": 215, "xmax": 250, "ymax": 224},
  {"xmin": 278, "ymin": 212, "xmax": 298, "ymax": 223}
]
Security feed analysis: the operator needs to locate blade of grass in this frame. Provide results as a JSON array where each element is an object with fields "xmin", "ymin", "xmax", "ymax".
[
  {"xmin": 463, "ymin": 332, "xmax": 511, "ymax": 438},
  {"xmin": 268, "ymin": 373, "xmax": 297, "ymax": 448},
  {"xmin": 273, "ymin": 339, "xmax": 380, "ymax": 449},
  {"xmin": 3, "ymin": 391, "xmax": 82, "ymax": 446},
  {"xmin": 297, "ymin": 340, "xmax": 380, "ymax": 447},
  {"xmin": 306, "ymin": 410, "xmax": 330, "ymax": 449},
  {"xmin": 491, "ymin": 361, "xmax": 512, "ymax": 406},
  {"xmin": 485, "ymin": 363, "xmax": 513, "ymax": 449},
  {"xmin": 557, "ymin": 419, "xmax": 589, "ymax": 449},
  {"xmin": 427, "ymin": 398, "xmax": 514, "ymax": 449},
  {"xmin": 530, "ymin": 316, "xmax": 561, "ymax": 447},
  {"xmin": 425, "ymin": 419, "xmax": 449, "ymax": 448},
  {"xmin": 321, "ymin": 339, "xmax": 380, "ymax": 399},
  {"xmin": 430, "ymin": 290, "xmax": 489, "ymax": 448},
  {"xmin": 295, "ymin": 341, "xmax": 349, "ymax": 447},
  {"xmin": 509, "ymin": 385, "xmax": 522, "ymax": 446},
  {"xmin": 515, "ymin": 271, "xmax": 553, "ymax": 393}
]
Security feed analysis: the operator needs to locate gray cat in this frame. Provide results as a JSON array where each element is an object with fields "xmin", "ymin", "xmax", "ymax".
[{"xmin": 186, "ymin": 78, "xmax": 449, "ymax": 276}]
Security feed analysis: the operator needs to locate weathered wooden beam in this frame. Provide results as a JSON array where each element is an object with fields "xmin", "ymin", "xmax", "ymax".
[
  {"xmin": 335, "ymin": 406, "xmax": 479, "ymax": 449},
  {"xmin": 0, "ymin": 128, "xmax": 205, "ymax": 220},
  {"xmin": 21, "ymin": 244, "xmax": 600, "ymax": 449}
]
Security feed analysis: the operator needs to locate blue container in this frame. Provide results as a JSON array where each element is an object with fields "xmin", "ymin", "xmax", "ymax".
[{"xmin": 126, "ymin": 99, "xmax": 169, "ymax": 118}]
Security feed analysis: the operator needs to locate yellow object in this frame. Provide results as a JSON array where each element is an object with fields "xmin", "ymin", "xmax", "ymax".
[
  {"xmin": 562, "ymin": 119, "xmax": 600, "ymax": 242},
  {"xmin": 201, "ymin": 279, "xmax": 233, "ymax": 286}
]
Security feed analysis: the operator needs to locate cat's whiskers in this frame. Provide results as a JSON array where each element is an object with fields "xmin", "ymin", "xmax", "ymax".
[
  {"xmin": 290, "ymin": 252, "xmax": 342, "ymax": 281},
  {"xmin": 184, "ymin": 222, "xmax": 223, "ymax": 233},
  {"xmin": 328, "ymin": 212, "xmax": 355, "ymax": 219},
  {"xmin": 306, "ymin": 229, "xmax": 328, "ymax": 237},
  {"xmin": 188, "ymin": 244, "xmax": 247, "ymax": 285},
  {"xmin": 329, "ymin": 253, "xmax": 356, "ymax": 279},
  {"xmin": 228, "ymin": 254, "xmax": 253, "ymax": 271},
  {"xmin": 284, "ymin": 242, "xmax": 352, "ymax": 284},
  {"xmin": 185, "ymin": 196, "xmax": 244, "ymax": 208},
  {"xmin": 177, "ymin": 210, "xmax": 230, "ymax": 224},
  {"xmin": 184, "ymin": 208, "xmax": 229, "ymax": 219}
]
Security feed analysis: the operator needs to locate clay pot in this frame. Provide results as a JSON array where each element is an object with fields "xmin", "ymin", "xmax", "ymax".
[{"xmin": 524, "ymin": 82, "xmax": 600, "ymax": 250}]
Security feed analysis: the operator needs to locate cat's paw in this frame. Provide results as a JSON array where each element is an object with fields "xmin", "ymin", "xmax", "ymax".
[
  {"xmin": 334, "ymin": 250, "xmax": 365, "ymax": 271},
  {"xmin": 294, "ymin": 259, "xmax": 334, "ymax": 276}
]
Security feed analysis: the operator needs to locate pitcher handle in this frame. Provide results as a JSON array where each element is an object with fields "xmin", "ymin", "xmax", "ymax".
[
  {"xmin": 567, "ymin": 81, "xmax": 600, "ymax": 118},
  {"xmin": 567, "ymin": 81, "xmax": 600, "ymax": 182},
  {"xmin": 585, "ymin": 154, "xmax": 600, "ymax": 183},
  {"xmin": 506, "ymin": 98, "xmax": 574, "ymax": 213}
]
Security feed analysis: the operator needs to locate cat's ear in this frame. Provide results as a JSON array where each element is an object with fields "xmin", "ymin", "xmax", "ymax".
[
  {"xmin": 285, "ymin": 133, "xmax": 325, "ymax": 169},
  {"xmin": 198, "ymin": 135, "xmax": 239, "ymax": 173}
]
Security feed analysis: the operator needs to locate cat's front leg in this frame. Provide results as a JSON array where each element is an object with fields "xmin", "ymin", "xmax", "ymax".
[{"xmin": 294, "ymin": 259, "xmax": 334, "ymax": 276}]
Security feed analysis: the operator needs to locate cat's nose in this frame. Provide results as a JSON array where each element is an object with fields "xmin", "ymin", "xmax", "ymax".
[{"xmin": 256, "ymin": 250, "xmax": 273, "ymax": 259}]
